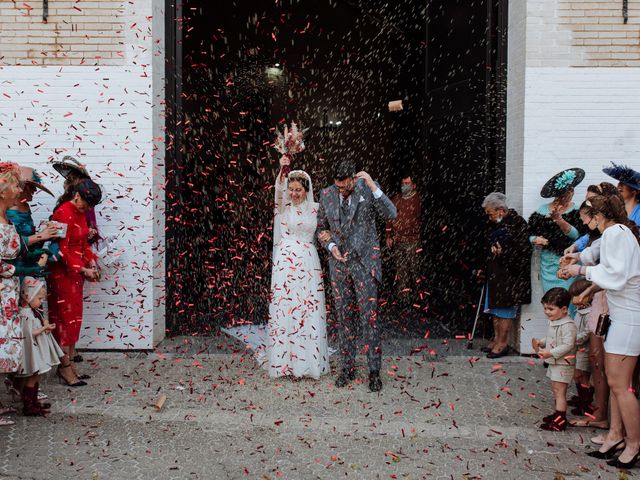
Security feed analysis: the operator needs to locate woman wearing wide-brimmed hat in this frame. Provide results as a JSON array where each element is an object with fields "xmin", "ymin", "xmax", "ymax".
[
  {"xmin": 7, "ymin": 167, "xmax": 60, "ymax": 277},
  {"xmin": 528, "ymin": 168, "xmax": 586, "ymax": 294},
  {"xmin": 603, "ymin": 163, "xmax": 640, "ymax": 226},
  {"xmin": 51, "ymin": 156, "xmax": 100, "ymax": 245}
]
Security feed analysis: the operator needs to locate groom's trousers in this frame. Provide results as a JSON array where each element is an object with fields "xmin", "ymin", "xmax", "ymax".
[{"xmin": 331, "ymin": 258, "xmax": 382, "ymax": 373}]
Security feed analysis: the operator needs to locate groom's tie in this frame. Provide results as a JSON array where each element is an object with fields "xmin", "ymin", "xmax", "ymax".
[{"xmin": 340, "ymin": 196, "xmax": 350, "ymax": 224}]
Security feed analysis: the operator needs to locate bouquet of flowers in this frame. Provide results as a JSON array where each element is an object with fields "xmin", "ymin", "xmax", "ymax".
[{"xmin": 274, "ymin": 122, "xmax": 308, "ymax": 176}]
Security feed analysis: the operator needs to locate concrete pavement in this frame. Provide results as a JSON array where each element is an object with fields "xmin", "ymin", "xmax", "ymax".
[{"xmin": 0, "ymin": 336, "xmax": 619, "ymax": 479}]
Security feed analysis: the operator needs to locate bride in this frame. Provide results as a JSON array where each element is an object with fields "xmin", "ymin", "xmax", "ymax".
[
  {"xmin": 224, "ymin": 156, "xmax": 329, "ymax": 379},
  {"xmin": 268, "ymin": 157, "xmax": 329, "ymax": 378}
]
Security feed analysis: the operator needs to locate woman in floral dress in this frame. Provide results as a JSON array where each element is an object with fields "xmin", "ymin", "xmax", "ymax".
[{"xmin": 0, "ymin": 163, "xmax": 25, "ymax": 426}]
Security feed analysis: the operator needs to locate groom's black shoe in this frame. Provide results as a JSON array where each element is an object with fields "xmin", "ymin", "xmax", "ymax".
[
  {"xmin": 335, "ymin": 369, "xmax": 356, "ymax": 388},
  {"xmin": 369, "ymin": 371, "xmax": 382, "ymax": 392}
]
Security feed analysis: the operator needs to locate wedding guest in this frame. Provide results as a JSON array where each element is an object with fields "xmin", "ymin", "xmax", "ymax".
[
  {"xmin": 0, "ymin": 163, "xmax": 25, "ymax": 426},
  {"xmin": 52, "ymin": 155, "xmax": 100, "ymax": 245},
  {"xmin": 47, "ymin": 179, "xmax": 102, "ymax": 383},
  {"xmin": 7, "ymin": 166, "xmax": 59, "ymax": 277},
  {"xmin": 602, "ymin": 163, "xmax": 640, "ymax": 225},
  {"xmin": 564, "ymin": 182, "xmax": 619, "ymax": 255},
  {"xmin": 562, "ymin": 201, "xmax": 610, "ymax": 429},
  {"xmin": 15, "ymin": 277, "xmax": 65, "ymax": 416},
  {"xmin": 567, "ymin": 279, "xmax": 593, "ymax": 417},
  {"xmin": 385, "ymin": 174, "xmax": 421, "ymax": 306},
  {"xmin": 528, "ymin": 168, "xmax": 585, "ymax": 296},
  {"xmin": 480, "ymin": 193, "xmax": 531, "ymax": 359},
  {"xmin": 51, "ymin": 156, "xmax": 100, "ymax": 364},
  {"xmin": 532, "ymin": 287, "xmax": 577, "ymax": 432},
  {"xmin": 561, "ymin": 195, "xmax": 640, "ymax": 468},
  {"xmin": 7, "ymin": 166, "xmax": 84, "ymax": 389}
]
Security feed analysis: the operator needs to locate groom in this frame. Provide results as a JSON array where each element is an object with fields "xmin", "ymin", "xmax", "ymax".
[{"xmin": 317, "ymin": 160, "xmax": 397, "ymax": 392}]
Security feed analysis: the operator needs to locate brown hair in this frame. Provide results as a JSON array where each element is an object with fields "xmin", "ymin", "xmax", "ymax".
[
  {"xmin": 578, "ymin": 200, "xmax": 602, "ymax": 246},
  {"xmin": 568, "ymin": 278, "xmax": 592, "ymax": 298},
  {"xmin": 53, "ymin": 174, "xmax": 85, "ymax": 213},
  {"xmin": 541, "ymin": 287, "xmax": 571, "ymax": 309},
  {"xmin": 599, "ymin": 182, "xmax": 621, "ymax": 199},
  {"xmin": 584, "ymin": 195, "xmax": 640, "ymax": 244},
  {"xmin": 587, "ymin": 182, "xmax": 621, "ymax": 200},
  {"xmin": 288, "ymin": 173, "xmax": 309, "ymax": 192}
]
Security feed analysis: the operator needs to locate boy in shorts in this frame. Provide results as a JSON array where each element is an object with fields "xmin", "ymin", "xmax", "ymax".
[{"xmin": 532, "ymin": 287, "xmax": 577, "ymax": 431}]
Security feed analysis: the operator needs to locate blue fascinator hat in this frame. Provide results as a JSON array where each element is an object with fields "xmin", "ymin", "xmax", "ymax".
[{"xmin": 602, "ymin": 162, "xmax": 640, "ymax": 191}]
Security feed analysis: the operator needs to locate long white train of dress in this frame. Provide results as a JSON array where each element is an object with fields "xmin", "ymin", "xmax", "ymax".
[{"xmin": 224, "ymin": 195, "xmax": 330, "ymax": 379}]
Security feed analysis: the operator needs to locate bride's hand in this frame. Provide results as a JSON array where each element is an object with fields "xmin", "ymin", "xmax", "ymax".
[
  {"xmin": 279, "ymin": 155, "xmax": 290, "ymax": 168},
  {"xmin": 331, "ymin": 246, "xmax": 347, "ymax": 262},
  {"xmin": 318, "ymin": 230, "xmax": 331, "ymax": 243}
]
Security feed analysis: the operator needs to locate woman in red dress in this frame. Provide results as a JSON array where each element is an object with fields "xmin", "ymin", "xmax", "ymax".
[{"xmin": 47, "ymin": 179, "xmax": 102, "ymax": 382}]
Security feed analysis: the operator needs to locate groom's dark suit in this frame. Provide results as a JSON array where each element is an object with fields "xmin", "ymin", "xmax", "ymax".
[{"xmin": 317, "ymin": 178, "xmax": 397, "ymax": 372}]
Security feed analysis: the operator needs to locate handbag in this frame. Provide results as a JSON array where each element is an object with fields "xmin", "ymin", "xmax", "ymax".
[{"xmin": 595, "ymin": 313, "xmax": 611, "ymax": 338}]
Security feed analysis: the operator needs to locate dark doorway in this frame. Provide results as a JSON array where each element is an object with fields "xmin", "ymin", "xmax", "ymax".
[
  {"xmin": 421, "ymin": 0, "xmax": 508, "ymax": 333},
  {"xmin": 164, "ymin": 0, "xmax": 507, "ymax": 337}
]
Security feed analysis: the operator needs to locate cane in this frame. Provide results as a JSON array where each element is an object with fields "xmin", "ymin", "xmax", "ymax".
[{"xmin": 467, "ymin": 283, "xmax": 486, "ymax": 349}]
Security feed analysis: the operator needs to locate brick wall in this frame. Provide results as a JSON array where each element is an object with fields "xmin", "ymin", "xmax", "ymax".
[
  {"xmin": 527, "ymin": 0, "xmax": 640, "ymax": 67},
  {"xmin": 0, "ymin": 0, "xmax": 125, "ymax": 66}
]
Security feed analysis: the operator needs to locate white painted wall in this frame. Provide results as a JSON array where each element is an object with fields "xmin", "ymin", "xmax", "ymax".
[
  {"xmin": 517, "ymin": 67, "xmax": 640, "ymax": 352},
  {"xmin": 0, "ymin": 0, "xmax": 166, "ymax": 350}
]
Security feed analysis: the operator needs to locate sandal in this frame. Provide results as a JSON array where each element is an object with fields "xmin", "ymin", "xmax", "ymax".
[
  {"xmin": 569, "ymin": 418, "xmax": 609, "ymax": 429},
  {"xmin": 0, "ymin": 417, "xmax": 14, "ymax": 427}
]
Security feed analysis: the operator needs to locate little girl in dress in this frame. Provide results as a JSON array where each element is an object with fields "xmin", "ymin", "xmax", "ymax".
[{"xmin": 16, "ymin": 276, "xmax": 64, "ymax": 416}]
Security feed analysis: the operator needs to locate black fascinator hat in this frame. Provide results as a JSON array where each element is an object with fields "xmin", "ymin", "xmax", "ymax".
[
  {"xmin": 540, "ymin": 168, "xmax": 585, "ymax": 198},
  {"xmin": 602, "ymin": 162, "xmax": 640, "ymax": 191},
  {"xmin": 52, "ymin": 155, "xmax": 90, "ymax": 180}
]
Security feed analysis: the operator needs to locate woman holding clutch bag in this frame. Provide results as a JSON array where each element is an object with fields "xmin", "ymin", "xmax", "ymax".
[
  {"xmin": 561, "ymin": 195, "xmax": 640, "ymax": 468},
  {"xmin": 47, "ymin": 179, "xmax": 102, "ymax": 384}
]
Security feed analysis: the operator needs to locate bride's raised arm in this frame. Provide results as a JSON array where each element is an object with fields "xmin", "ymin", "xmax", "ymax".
[{"xmin": 274, "ymin": 155, "xmax": 290, "ymax": 214}]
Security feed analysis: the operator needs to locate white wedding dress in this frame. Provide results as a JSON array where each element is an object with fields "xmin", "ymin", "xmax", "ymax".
[{"xmin": 223, "ymin": 171, "xmax": 330, "ymax": 379}]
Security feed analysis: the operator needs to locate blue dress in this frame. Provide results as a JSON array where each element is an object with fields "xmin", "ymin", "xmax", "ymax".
[
  {"xmin": 630, "ymin": 203, "xmax": 640, "ymax": 226},
  {"xmin": 528, "ymin": 203, "xmax": 581, "ymax": 293}
]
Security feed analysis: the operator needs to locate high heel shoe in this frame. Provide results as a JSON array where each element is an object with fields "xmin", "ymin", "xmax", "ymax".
[
  {"xmin": 56, "ymin": 365, "xmax": 87, "ymax": 387},
  {"xmin": 69, "ymin": 363, "xmax": 90, "ymax": 380},
  {"xmin": 607, "ymin": 449, "xmax": 640, "ymax": 469},
  {"xmin": 586, "ymin": 439, "xmax": 625, "ymax": 459},
  {"xmin": 487, "ymin": 347, "xmax": 509, "ymax": 359}
]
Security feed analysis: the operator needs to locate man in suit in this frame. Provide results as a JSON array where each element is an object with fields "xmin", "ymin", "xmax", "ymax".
[{"xmin": 317, "ymin": 160, "xmax": 397, "ymax": 392}]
